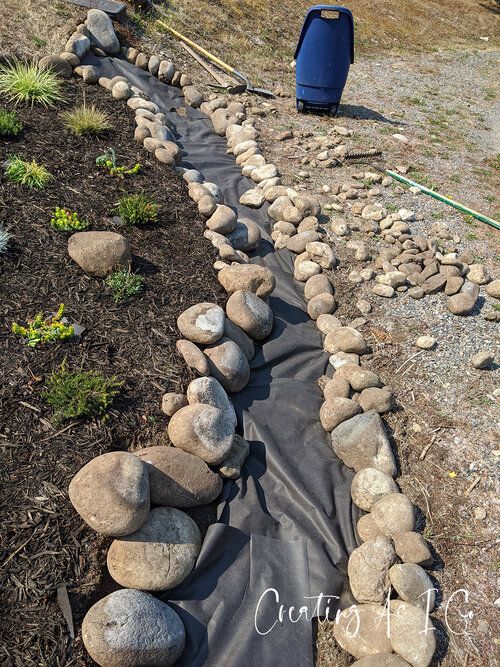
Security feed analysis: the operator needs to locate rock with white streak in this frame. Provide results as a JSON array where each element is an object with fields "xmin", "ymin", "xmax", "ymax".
[
  {"xmin": 167, "ymin": 404, "xmax": 234, "ymax": 464},
  {"xmin": 186, "ymin": 376, "xmax": 237, "ymax": 426},
  {"xmin": 177, "ymin": 303, "xmax": 225, "ymax": 344}
]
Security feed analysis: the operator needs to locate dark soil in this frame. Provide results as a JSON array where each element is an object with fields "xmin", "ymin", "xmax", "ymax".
[{"xmin": 0, "ymin": 78, "xmax": 225, "ymax": 665}]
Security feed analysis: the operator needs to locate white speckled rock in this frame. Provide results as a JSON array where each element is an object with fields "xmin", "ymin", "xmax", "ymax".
[{"xmin": 320, "ymin": 397, "xmax": 362, "ymax": 432}]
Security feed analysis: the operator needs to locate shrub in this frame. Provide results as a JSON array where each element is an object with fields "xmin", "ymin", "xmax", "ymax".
[
  {"xmin": 50, "ymin": 207, "xmax": 88, "ymax": 232},
  {"xmin": 5, "ymin": 156, "xmax": 52, "ymax": 189},
  {"xmin": 0, "ymin": 224, "xmax": 11, "ymax": 254},
  {"xmin": 0, "ymin": 108, "xmax": 23, "ymax": 136},
  {"xmin": 0, "ymin": 60, "xmax": 64, "ymax": 107},
  {"xmin": 44, "ymin": 360, "xmax": 123, "ymax": 424},
  {"xmin": 115, "ymin": 194, "xmax": 158, "ymax": 225},
  {"xmin": 12, "ymin": 303, "xmax": 75, "ymax": 347},
  {"xmin": 96, "ymin": 148, "xmax": 141, "ymax": 178},
  {"xmin": 61, "ymin": 104, "xmax": 112, "ymax": 136},
  {"xmin": 106, "ymin": 270, "xmax": 144, "ymax": 302}
]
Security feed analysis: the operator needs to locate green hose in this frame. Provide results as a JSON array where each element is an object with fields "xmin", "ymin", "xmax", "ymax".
[{"xmin": 385, "ymin": 169, "xmax": 500, "ymax": 231}]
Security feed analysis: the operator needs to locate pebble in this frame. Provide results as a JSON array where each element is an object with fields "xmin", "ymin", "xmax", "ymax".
[
  {"xmin": 416, "ymin": 335, "xmax": 436, "ymax": 350},
  {"xmin": 471, "ymin": 350, "xmax": 494, "ymax": 369},
  {"xmin": 485, "ymin": 279, "xmax": 500, "ymax": 299},
  {"xmin": 161, "ymin": 392, "xmax": 188, "ymax": 416},
  {"xmin": 167, "ymin": 404, "xmax": 234, "ymax": 464}
]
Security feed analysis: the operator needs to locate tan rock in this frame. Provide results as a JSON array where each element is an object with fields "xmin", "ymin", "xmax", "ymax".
[
  {"xmin": 177, "ymin": 303, "xmax": 225, "ymax": 345},
  {"xmin": 167, "ymin": 404, "xmax": 234, "ymax": 464},
  {"xmin": 161, "ymin": 393, "xmax": 187, "ymax": 416},
  {"xmin": 68, "ymin": 231, "xmax": 130, "ymax": 277},
  {"xmin": 320, "ymin": 397, "xmax": 362, "ymax": 432},
  {"xmin": 176, "ymin": 339, "xmax": 210, "ymax": 376},
  {"xmin": 348, "ymin": 537, "xmax": 397, "ymax": 603},
  {"xmin": 371, "ymin": 493, "xmax": 415, "ymax": 536}
]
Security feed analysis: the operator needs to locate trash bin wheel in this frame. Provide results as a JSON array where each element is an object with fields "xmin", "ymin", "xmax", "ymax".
[{"xmin": 296, "ymin": 99, "xmax": 305, "ymax": 113}]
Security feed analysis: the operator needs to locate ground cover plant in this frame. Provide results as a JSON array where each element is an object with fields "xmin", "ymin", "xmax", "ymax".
[
  {"xmin": 50, "ymin": 206, "xmax": 88, "ymax": 232},
  {"xmin": 0, "ymin": 107, "xmax": 22, "ymax": 136},
  {"xmin": 0, "ymin": 60, "xmax": 64, "ymax": 106},
  {"xmin": 96, "ymin": 147, "xmax": 141, "ymax": 177},
  {"xmin": 5, "ymin": 155, "xmax": 52, "ymax": 188},
  {"xmin": 11, "ymin": 303, "xmax": 75, "ymax": 347},
  {"xmin": 115, "ymin": 192, "xmax": 159, "ymax": 225},
  {"xmin": 0, "ymin": 78, "xmax": 224, "ymax": 665},
  {"xmin": 106, "ymin": 269, "xmax": 143, "ymax": 302},
  {"xmin": 61, "ymin": 103, "xmax": 111, "ymax": 136}
]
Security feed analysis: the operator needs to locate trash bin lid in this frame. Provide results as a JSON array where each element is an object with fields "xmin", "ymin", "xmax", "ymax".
[{"xmin": 294, "ymin": 5, "xmax": 354, "ymax": 64}]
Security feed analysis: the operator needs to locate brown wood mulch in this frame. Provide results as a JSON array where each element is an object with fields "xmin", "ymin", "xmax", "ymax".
[{"xmin": 0, "ymin": 78, "xmax": 225, "ymax": 665}]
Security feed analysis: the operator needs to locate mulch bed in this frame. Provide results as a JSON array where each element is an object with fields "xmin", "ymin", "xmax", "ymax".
[{"xmin": 0, "ymin": 77, "xmax": 225, "ymax": 665}]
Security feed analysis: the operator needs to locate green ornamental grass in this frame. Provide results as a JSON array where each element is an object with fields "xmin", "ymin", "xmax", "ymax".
[
  {"xmin": 115, "ymin": 194, "xmax": 159, "ymax": 225},
  {"xmin": 61, "ymin": 104, "xmax": 112, "ymax": 136},
  {"xmin": 0, "ymin": 108, "xmax": 23, "ymax": 136},
  {"xmin": 5, "ymin": 156, "xmax": 52, "ymax": 189},
  {"xmin": 0, "ymin": 60, "xmax": 64, "ymax": 107},
  {"xmin": 106, "ymin": 270, "xmax": 144, "ymax": 302},
  {"xmin": 44, "ymin": 360, "xmax": 123, "ymax": 424}
]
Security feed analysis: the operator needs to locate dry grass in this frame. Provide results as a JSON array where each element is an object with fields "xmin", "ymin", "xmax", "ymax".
[{"xmin": 0, "ymin": 0, "xmax": 82, "ymax": 60}]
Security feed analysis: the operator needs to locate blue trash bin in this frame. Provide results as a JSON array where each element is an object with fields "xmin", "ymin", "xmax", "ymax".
[{"xmin": 295, "ymin": 5, "xmax": 354, "ymax": 115}]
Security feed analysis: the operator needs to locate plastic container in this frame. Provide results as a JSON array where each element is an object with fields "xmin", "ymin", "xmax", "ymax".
[{"xmin": 295, "ymin": 5, "xmax": 354, "ymax": 115}]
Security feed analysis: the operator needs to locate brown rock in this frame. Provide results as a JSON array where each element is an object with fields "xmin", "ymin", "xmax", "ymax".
[
  {"xmin": 392, "ymin": 532, "xmax": 433, "ymax": 566},
  {"xmin": 218, "ymin": 434, "xmax": 250, "ymax": 479},
  {"xmin": 218, "ymin": 264, "xmax": 275, "ymax": 298},
  {"xmin": 357, "ymin": 387, "xmax": 395, "ymax": 413},
  {"xmin": 176, "ymin": 339, "xmax": 210, "ymax": 376},
  {"xmin": 161, "ymin": 393, "xmax": 187, "ymax": 416},
  {"xmin": 333, "ymin": 604, "xmax": 392, "ymax": 658},
  {"xmin": 371, "ymin": 493, "xmax": 415, "ymax": 536},
  {"xmin": 68, "ymin": 231, "xmax": 131, "ymax": 277},
  {"xmin": 307, "ymin": 292, "xmax": 336, "ymax": 320},
  {"xmin": 167, "ymin": 404, "xmax": 234, "ymax": 464},
  {"xmin": 226, "ymin": 290, "xmax": 273, "ymax": 340},
  {"xmin": 348, "ymin": 537, "xmax": 397, "ymax": 603},
  {"xmin": 204, "ymin": 337, "xmax": 250, "ymax": 393},
  {"xmin": 177, "ymin": 302, "xmax": 225, "ymax": 344},
  {"xmin": 320, "ymin": 397, "xmax": 362, "ymax": 432}
]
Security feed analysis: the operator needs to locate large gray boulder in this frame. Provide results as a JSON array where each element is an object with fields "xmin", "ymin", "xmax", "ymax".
[{"xmin": 85, "ymin": 9, "xmax": 120, "ymax": 54}]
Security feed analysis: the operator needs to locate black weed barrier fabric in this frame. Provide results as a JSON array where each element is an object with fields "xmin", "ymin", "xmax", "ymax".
[{"xmin": 83, "ymin": 55, "xmax": 360, "ymax": 666}]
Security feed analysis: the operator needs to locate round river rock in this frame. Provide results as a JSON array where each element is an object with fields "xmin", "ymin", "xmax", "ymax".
[{"xmin": 167, "ymin": 403, "xmax": 234, "ymax": 464}]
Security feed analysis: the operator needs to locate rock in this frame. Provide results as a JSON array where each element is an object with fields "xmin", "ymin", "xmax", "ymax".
[
  {"xmin": 377, "ymin": 271, "xmax": 407, "ymax": 288},
  {"xmin": 352, "ymin": 656, "xmax": 412, "ymax": 666},
  {"xmin": 148, "ymin": 55, "xmax": 160, "ymax": 76},
  {"xmin": 251, "ymin": 164, "xmax": 279, "ymax": 183},
  {"xmin": 155, "ymin": 147, "xmax": 176, "ymax": 166},
  {"xmin": 186, "ymin": 376, "xmax": 237, "ymax": 426},
  {"xmin": 305, "ymin": 241, "xmax": 336, "ymax": 269},
  {"xmin": 357, "ymin": 513, "xmax": 384, "ymax": 542},
  {"xmin": 135, "ymin": 52, "xmax": 149, "ymax": 70},
  {"xmin": 467, "ymin": 263, "xmax": 490, "ymax": 285},
  {"xmin": 218, "ymin": 265, "xmax": 275, "ymax": 299},
  {"xmin": 85, "ymin": 9, "xmax": 120, "ymax": 54},
  {"xmin": 320, "ymin": 398, "xmax": 362, "ymax": 432},
  {"xmin": 111, "ymin": 80, "xmax": 131, "ymax": 100},
  {"xmin": 68, "ymin": 231, "xmax": 130, "ymax": 277},
  {"xmin": 287, "ymin": 231, "xmax": 320, "ymax": 254},
  {"xmin": 69, "ymin": 452, "xmax": 149, "ymax": 536},
  {"xmin": 362, "ymin": 203, "xmax": 386, "ymax": 221},
  {"xmin": 358, "ymin": 387, "xmax": 395, "ymax": 413},
  {"xmin": 323, "ymin": 376, "xmax": 350, "ymax": 400},
  {"xmin": 304, "ymin": 274, "xmax": 333, "ymax": 301},
  {"xmin": 223, "ymin": 317, "xmax": 254, "ymax": 361},
  {"xmin": 416, "ymin": 335, "xmax": 436, "ymax": 350},
  {"xmin": 180, "ymin": 73, "xmax": 192, "ymax": 87},
  {"xmin": 218, "ymin": 434, "xmax": 250, "ymax": 479},
  {"xmin": 136, "ymin": 446, "xmax": 222, "ymax": 507},
  {"xmin": 389, "ymin": 600, "xmax": 436, "ymax": 667},
  {"xmin": 107, "ymin": 507, "xmax": 200, "ymax": 590},
  {"xmin": 348, "ymin": 537, "xmax": 397, "ymax": 603},
  {"xmin": 65, "ymin": 33, "xmax": 90, "ymax": 58},
  {"xmin": 422, "ymin": 273, "xmax": 446, "ymax": 295},
  {"xmin": 161, "ymin": 393, "xmax": 187, "ymax": 416},
  {"xmin": 176, "ymin": 339, "xmax": 210, "ymax": 376},
  {"xmin": 39, "ymin": 55, "xmax": 72, "ymax": 78},
  {"xmin": 372, "ymin": 284, "xmax": 395, "ymax": 298},
  {"xmin": 177, "ymin": 302, "xmax": 225, "ymax": 344},
  {"xmin": 447, "ymin": 282, "xmax": 480, "ymax": 315},
  {"xmin": 219, "ymin": 244, "xmax": 249, "ymax": 264},
  {"xmin": 226, "ymin": 218, "xmax": 261, "ymax": 251},
  {"xmin": 183, "ymin": 86, "xmax": 204, "ymax": 108},
  {"xmin": 471, "ymin": 350, "xmax": 494, "ymax": 369},
  {"xmin": 294, "ymin": 260, "xmax": 321, "ymax": 282},
  {"xmin": 274, "ymin": 221, "xmax": 297, "ymax": 236},
  {"xmin": 445, "ymin": 276, "xmax": 464, "ymax": 295},
  {"xmin": 82, "ymin": 589, "xmax": 185, "ymax": 667},
  {"xmin": 167, "ymin": 404, "xmax": 234, "ymax": 464},
  {"xmin": 204, "ymin": 337, "xmax": 250, "ymax": 393},
  {"xmin": 336, "ymin": 364, "xmax": 381, "ymax": 391},
  {"xmin": 393, "ymin": 532, "xmax": 432, "ymax": 566},
  {"xmin": 293, "ymin": 193, "xmax": 321, "ymax": 217},
  {"xmin": 316, "ymin": 314, "xmax": 341, "ymax": 335},
  {"xmin": 127, "ymin": 97, "xmax": 160, "ymax": 114},
  {"xmin": 212, "ymin": 108, "xmax": 238, "ymax": 135},
  {"xmin": 226, "ymin": 290, "xmax": 273, "ymax": 340},
  {"xmin": 330, "ymin": 411, "xmax": 397, "ymax": 476},
  {"xmin": 485, "ymin": 279, "xmax": 500, "ymax": 298},
  {"xmin": 371, "ymin": 493, "xmax": 415, "ymax": 536},
  {"xmin": 307, "ymin": 293, "xmax": 336, "ymax": 320},
  {"xmin": 333, "ymin": 604, "xmax": 392, "ymax": 659},
  {"xmin": 330, "ymin": 352, "xmax": 360, "ymax": 368},
  {"xmin": 206, "ymin": 205, "xmax": 237, "ymax": 234},
  {"xmin": 408, "ymin": 286, "xmax": 425, "ymax": 299},
  {"xmin": 389, "ymin": 564, "xmax": 435, "ymax": 611},
  {"xmin": 158, "ymin": 60, "xmax": 175, "ymax": 83},
  {"xmin": 351, "ymin": 468, "xmax": 399, "ymax": 511},
  {"xmin": 324, "ymin": 327, "xmax": 368, "ymax": 355},
  {"xmin": 59, "ymin": 51, "xmax": 80, "ymax": 67},
  {"xmin": 239, "ymin": 189, "xmax": 265, "ymax": 208},
  {"xmin": 356, "ymin": 299, "xmax": 372, "ymax": 314},
  {"xmin": 74, "ymin": 64, "xmax": 99, "ymax": 84}
]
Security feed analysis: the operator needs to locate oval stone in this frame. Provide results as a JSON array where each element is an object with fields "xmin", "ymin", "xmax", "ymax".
[
  {"xmin": 226, "ymin": 290, "xmax": 273, "ymax": 340},
  {"xmin": 204, "ymin": 337, "xmax": 250, "ymax": 393},
  {"xmin": 177, "ymin": 302, "xmax": 225, "ymax": 344},
  {"xmin": 167, "ymin": 404, "xmax": 234, "ymax": 464}
]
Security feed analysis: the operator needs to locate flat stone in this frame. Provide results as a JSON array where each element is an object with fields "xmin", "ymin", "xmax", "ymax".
[
  {"xmin": 372, "ymin": 284, "xmax": 395, "ymax": 298},
  {"xmin": 218, "ymin": 434, "xmax": 250, "ymax": 479},
  {"xmin": 445, "ymin": 276, "xmax": 464, "ymax": 295},
  {"xmin": 136, "ymin": 446, "xmax": 222, "ymax": 507},
  {"xmin": 377, "ymin": 271, "xmax": 407, "ymax": 288},
  {"xmin": 186, "ymin": 376, "xmax": 237, "ymax": 426},
  {"xmin": 316, "ymin": 314, "xmax": 341, "ymax": 335},
  {"xmin": 251, "ymin": 164, "xmax": 279, "ymax": 183},
  {"xmin": 324, "ymin": 326, "xmax": 368, "ymax": 355},
  {"xmin": 422, "ymin": 273, "xmax": 446, "ymax": 294},
  {"xmin": 82, "ymin": 589, "xmax": 185, "ymax": 667},
  {"xmin": 226, "ymin": 290, "xmax": 273, "ymax": 340},
  {"xmin": 348, "ymin": 536, "xmax": 397, "ymax": 603},
  {"xmin": 371, "ymin": 493, "xmax": 415, "ymax": 536},
  {"xmin": 307, "ymin": 293, "xmax": 336, "ymax": 320},
  {"xmin": 177, "ymin": 303, "xmax": 225, "ymax": 345},
  {"xmin": 389, "ymin": 563, "xmax": 435, "ymax": 611},
  {"xmin": 239, "ymin": 188, "xmax": 265, "ymax": 208},
  {"xmin": 176, "ymin": 339, "xmax": 210, "ymax": 376},
  {"xmin": 127, "ymin": 97, "xmax": 160, "ymax": 114},
  {"xmin": 204, "ymin": 337, "xmax": 250, "ymax": 393},
  {"xmin": 389, "ymin": 600, "xmax": 436, "ymax": 667},
  {"xmin": 161, "ymin": 392, "xmax": 188, "ymax": 416},
  {"xmin": 69, "ymin": 452, "xmax": 149, "ymax": 536},
  {"xmin": 351, "ymin": 467, "xmax": 399, "ymax": 511},
  {"xmin": 330, "ymin": 411, "xmax": 397, "ymax": 476},
  {"xmin": 408, "ymin": 286, "xmax": 425, "ymax": 299},
  {"xmin": 167, "ymin": 404, "xmax": 234, "ymax": 464},
  {"xmin": 107, "ymin": 507, "xmax": 200, "ymax": 591},
  {"xmin": 333, "ymin": 604, "xmax": 392, "ymax": 658},
  {"xmin": 336, "ymin": 364, "xmax": 382, "ymax": 391},
  {"xmin": 320, "ymin": 397, "xmax": 362, "ymax": 432},
  {"xmin": 392, "ymin": 532, "xmax": 433, "ymax": 566},
  {"xmin": 471, "ymin": 350, "xmax": 494, "ymax": 369},
  {"xmin": 447, "ymin": 282, "xmax": 480, "ymax": 315}
]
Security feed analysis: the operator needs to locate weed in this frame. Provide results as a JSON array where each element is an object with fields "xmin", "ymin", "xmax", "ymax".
[
  {"xmin": 463, "ymin": 215, "xmax": 477, "ymax": 226},
  {"xmin": 43, "ymin": 360, "xmax": 123, "ymax": 424},
  {"xmin": 386, "ymin": 203, "xmax": 397, "ymax": 212},
  {"xmin": 50, "ymin": 207, "xmax": 88, "ymax": 232},
  {"xmin": 0, "ymin": 108, "xmax": 22, "ymax": 136},
  {"xmin": 96, "ymin": 148, "xmax": 141, "ymax": 178},
  {"xmin": 0, "ymin": 224, "xmax": 11, "ymax": 253},
  {"xmin": 12, "ymin": 303, "xmax": 75, "ymax": 347},
  {"xmin": 466, "ymin": 232, "xmax": 477, "ymax": 241},
  {"xmin": 431, "ymin": 212, "xmax": 444, "ymax": 220},
  {"xmin": 486, "ymin": 154, "xmax": 500, "ymax": 172},
  {"xmin": 493, "ymin": 303, "xmax": 500, "ymax": 313},
  {"xmin": 115, "ymin": 194, "xmax": 158, "ymax": 225},
  {"xmin": 5, "ymin": 156, "xmax": 52, "ymax": 189},
  {"xmin": 483, "ymin": 88, "xmax": 496, "ymax": 100},
  {"xmin": 0, "ymin": 60, "xmax": 64, "ymax": 107},
  {"xmin": 106, "ymin": 270, "xmax": 143, "ymax": 302},
  {"xmin": 450, "ymin": 174, "xmax": 461, "ymax": 183},
  {"xmin": 61, "ymin": 104, "xmax": 111, "ymax": 136}
]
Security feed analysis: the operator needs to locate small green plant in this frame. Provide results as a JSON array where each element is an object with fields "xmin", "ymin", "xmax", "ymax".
[
  {"xmin": 43, "ymin": 360, "xmax": 123, "ymax": 424},
  {"xmin": 115, "ymin": 194, "xmax": 158, "ymax": 225},
  {"xmin": 106, "ymin": 270, "xmax": 144, "ymax": 302},
  {"xmin": 61, "ymin": 104, "xmax": 111, "ymax": 136},
  {"xmin": 50, "ymin": 207, "xmax": 89, "ymax": 232},
  {"xmin": 12, "ymin": 303, "xmax": 75, "ymax": 347},
  {"xmin": 0, "ymin": 108, "xmax": 23, "ymax": 136},
  {"xmin": 0, "ymin": 224, "xmax": 11, "ymax": 253},
  {"xmin": 493, "ymin": 303, "xmax": 500, "ymax": 312},
  {"xmin": 96, "ymin": 148, "xmax": 141, "ymax": 178},
  {"xmin": 0, "ymin": 60, "xmax": 64, "ymax": 107},
  {"xmin": 5, "ymin": 156, "xmax": 52, "ymax": 189}
]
